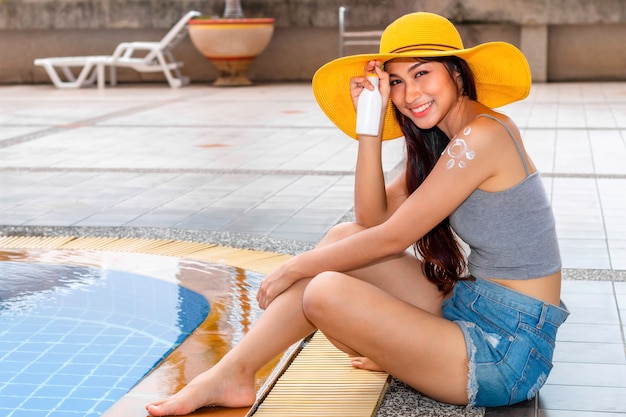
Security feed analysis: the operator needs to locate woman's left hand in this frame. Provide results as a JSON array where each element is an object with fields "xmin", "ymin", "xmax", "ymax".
[
  {"xmin": 257, "ymin": 257, "xmax": 300, "ymax": 309},
  {"xmin": 350, "ymin": 60, "xmax": 390, "ymax": 112}
]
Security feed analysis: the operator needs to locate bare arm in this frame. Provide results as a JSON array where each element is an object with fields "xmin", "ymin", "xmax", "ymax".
[
  {"xmin": 257, "ymin": 117, "xmax": 509, "ymax": 308},
  {"xmin": 352, "ymin": 62, "xmax": 408, "ymax": 226}
]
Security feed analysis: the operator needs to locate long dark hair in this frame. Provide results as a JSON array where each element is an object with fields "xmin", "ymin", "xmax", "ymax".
[{"xmin": 394, "ymin": 56, "xmax": 476, "ymax": 294}]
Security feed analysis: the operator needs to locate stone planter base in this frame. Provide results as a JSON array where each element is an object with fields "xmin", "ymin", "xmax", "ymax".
[
  {"xmin": 188, "ymin": 18, "xmax": 275, "ymax": 86},
  {"xmin": 210, "ymin": 57, "xmax": 256, "ymax": 86}
]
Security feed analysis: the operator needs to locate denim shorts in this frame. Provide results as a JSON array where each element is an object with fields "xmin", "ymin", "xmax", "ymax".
[{"xmin": 441, "ymin": 278, "xmax": 569, "ymax": 407}]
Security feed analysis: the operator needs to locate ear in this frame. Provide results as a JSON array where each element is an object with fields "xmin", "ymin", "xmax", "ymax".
[{"xmin": 455, "ymin": 69, "xmax": 465, "ymax": 94}]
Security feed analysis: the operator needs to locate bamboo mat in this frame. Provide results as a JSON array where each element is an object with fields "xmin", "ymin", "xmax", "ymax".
[
  {"xmin": 0, "ymin": 235, "xmax": 390, "ymax": 417},
  {"xmin": 249, "ymin": 332, "xmax": 390, "ymax": 417}
]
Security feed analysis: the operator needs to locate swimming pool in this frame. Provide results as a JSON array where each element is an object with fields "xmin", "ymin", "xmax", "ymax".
[
  {"xmin": 0, "ymin": 259, "xmax": 210, "ymax": 417},
  {"xmin": 0, "ymin": 239, "xmax": 290, "ymax": 417}
]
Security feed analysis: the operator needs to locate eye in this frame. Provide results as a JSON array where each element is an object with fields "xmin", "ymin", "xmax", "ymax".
[
  {"xmin": 389, "ymin": 78, "xmax": 402, "ymax": 86},
  {"xmin": 415, "ymin": 70, "xmax": 428, "ymax": 78}
]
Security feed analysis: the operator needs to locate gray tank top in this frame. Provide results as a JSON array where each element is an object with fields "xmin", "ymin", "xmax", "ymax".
[{"xmin": 449, "ymin": 114, "xmax": 561, "ymax": 279}]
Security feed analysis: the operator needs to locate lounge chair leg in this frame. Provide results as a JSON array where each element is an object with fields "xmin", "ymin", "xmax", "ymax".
[
  {"xmin": 109, "ymin": 66, "xmax": 117, "ymax": 86},
  {"xmin": 154, "ymin": 52, "xmax": 184, "ymax": 88},
  {"xmin": 97, "ymin": 63, "xmax": 105, "ymax": 90},
  {"xmin": 61, "ymin": 66, "xmax": 78, "ymax": 83}
]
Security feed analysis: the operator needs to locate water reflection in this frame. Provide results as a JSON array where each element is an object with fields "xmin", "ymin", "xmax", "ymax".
[{"xmin": 0, "ymin": 261, "xmax": 98, "ymax": 310}]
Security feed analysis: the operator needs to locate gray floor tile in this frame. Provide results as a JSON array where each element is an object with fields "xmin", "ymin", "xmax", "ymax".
[
  {"xmin": 557, "ymin": 323, "xmax": 623, "ymax": 344},
  {"xmin": 547, "ymin": 362, "xmax": 626, "ymax": 387},
  {"xmin": 540, "ymin": 411, "xmax": 626, "ymax": 416},
  {"xmin": 553, "ymin": 341, "xmax": 626, "ymax": 364},
  {"xmin": 538, "ymin": 385, "xmax": 626, "ymax": 413}
]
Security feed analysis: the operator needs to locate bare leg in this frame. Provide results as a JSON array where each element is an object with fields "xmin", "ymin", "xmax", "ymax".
[
  {"xmin": 315, "ymin": 223, "xmax": 445, "ymax": 372},
  {"xmin": 146, "ymin": 278, "xmax": 315, "ymax": 416},
  {"xmin": 145, "ymin": 226, "xmax": 370, "ymax": 416},
  {"xmin": 302, "ymin": 272, "xmax": 469, "ymax": 405}
]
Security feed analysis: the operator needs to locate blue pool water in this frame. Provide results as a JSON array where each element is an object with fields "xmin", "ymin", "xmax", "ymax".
[{"xmin": 0, "ymin": 261, "xmax": 210, "ymax": 417}]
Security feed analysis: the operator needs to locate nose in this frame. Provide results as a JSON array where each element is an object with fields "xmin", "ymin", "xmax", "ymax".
[{"xmin": 404, "ymin": 82, "xmax": 421, "ymax": 105}]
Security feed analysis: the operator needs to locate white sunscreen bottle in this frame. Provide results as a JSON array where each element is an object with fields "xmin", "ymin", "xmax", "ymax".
[{"xmin": 355, "ymin": 75, "xmax": 382, "ymax": 137}]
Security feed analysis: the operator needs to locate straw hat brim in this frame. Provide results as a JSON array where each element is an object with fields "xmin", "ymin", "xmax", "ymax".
[{"xmin": 312, "ymin": 41, "xmax": 531, "ymax": 141}]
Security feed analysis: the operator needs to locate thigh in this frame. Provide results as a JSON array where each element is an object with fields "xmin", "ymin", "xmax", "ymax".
[
  {"xmin": 319, "ymin": 222, "xmax": 443, "ymax": 314},
  {"xmin": 303, "ymin": 272, "xmax": 469, "ymax": 405}
]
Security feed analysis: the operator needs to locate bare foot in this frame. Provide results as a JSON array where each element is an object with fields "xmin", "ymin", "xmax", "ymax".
[
  {"xmin": 350, "ymin": 356, "xmax": 385, "ymax": 372},
  {"xmin": 145, "ymin": 365, "xmax": 256, "ymax": 416}
]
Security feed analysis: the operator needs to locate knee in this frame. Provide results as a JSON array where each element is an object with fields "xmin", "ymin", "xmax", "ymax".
[
  {"xmin": 302, "ymin": 272, "xmax": 344, "ymax": 325},
  {"xmin": 319, "ymin": 222, "xmax": 364, "ymax": 246}
]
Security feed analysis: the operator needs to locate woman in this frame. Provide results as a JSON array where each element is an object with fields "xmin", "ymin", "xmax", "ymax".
[{"xmin": 146, "ymin": 12, "xmax": 568, "ymax": 415}]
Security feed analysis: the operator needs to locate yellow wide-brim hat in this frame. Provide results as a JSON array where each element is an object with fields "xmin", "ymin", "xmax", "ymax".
[{"xmin": 312, "ymin": 12, "xmax": 531, "ymax": 140}]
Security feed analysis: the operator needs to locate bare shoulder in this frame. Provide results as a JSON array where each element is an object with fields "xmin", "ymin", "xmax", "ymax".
[
  {"xmin": 453, "ymin": 112, "xmax": 522, "ymax": 156},
  {"xmin": 464, "ymin": 111, "xmax": 519, "ymax": 138},
  {"xmin": 451, "ymin": 111, "xmax": 534, "ymax": 190}
]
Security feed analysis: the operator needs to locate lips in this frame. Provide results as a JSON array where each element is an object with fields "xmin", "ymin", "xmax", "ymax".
[{"xmin": 410, "ymin": 101, "xmax": 433, "ymax": 116}]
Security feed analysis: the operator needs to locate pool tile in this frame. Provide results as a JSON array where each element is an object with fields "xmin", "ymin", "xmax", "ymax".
[
  {"xmin": 11, "ymin": 372, "xmax": 51, "ymax": 385},
  {"xmin": 0, "ymin": 382, "xmax": 40, "ymax": 396},
  {"xmin": 0, "ymin": 396, "xmax": 26, "ymax": 408}
]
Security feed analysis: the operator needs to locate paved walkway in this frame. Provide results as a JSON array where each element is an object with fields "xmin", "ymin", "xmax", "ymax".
[{"xmin": 1, "ymin": 82, "xmax": 625, "ymax": 416}]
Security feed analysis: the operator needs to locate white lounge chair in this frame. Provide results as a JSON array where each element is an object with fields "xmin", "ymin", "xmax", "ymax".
[{"xmin": 34, "ymin": 10, "xmax": 201, "ymax": 89}]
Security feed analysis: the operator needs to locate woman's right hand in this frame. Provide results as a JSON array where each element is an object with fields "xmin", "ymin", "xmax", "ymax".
[{"xmin": 256, "ymin": 256, "xmax": 301, "ymax": 309}]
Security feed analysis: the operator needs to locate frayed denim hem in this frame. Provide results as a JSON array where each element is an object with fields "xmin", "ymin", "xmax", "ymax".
[{"xmin": 453, "ymin": 320, "xmax": 478, "ymax": 407}]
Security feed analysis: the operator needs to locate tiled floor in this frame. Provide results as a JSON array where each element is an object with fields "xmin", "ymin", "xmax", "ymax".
[{"xmin": 0, "ymin": 81, "xmax": 625, "ymax": 416}]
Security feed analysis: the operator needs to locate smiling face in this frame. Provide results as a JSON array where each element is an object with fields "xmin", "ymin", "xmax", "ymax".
[{"xmin": 386, "ymin": 58, "xmax": 464, "ymax": 133}]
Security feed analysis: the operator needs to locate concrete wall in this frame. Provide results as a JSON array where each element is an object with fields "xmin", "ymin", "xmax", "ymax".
[{"xmin": 1, "ymin": 0, "xmax": 625, "ymax": 85}]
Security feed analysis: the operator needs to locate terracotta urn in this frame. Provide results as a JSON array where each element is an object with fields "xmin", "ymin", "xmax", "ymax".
[{"xmin": 188, "ymin": 17, "xmax": 275, "ymax": 86}]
